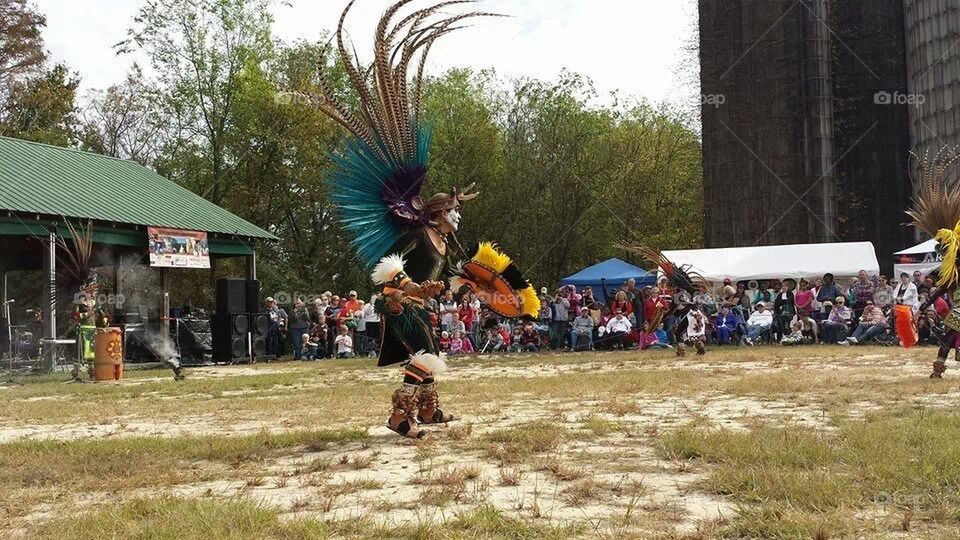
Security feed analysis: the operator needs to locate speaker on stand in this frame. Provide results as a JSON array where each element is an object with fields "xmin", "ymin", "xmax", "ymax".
[{"xmin": 214, "ymin": 279, "xmax": 251, "ymax": 363}]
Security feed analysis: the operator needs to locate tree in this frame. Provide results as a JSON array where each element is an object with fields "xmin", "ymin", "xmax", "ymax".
[
  {"xmin": 119, "ymin": 0, "xmax": 274, "ymax": 204},
  {"xmin": 0, "ymin": 0, "xmax": 46, "ymax": 88},
  {"xmin": 0, "ymin": 63, "xmax": 80, "ymax": 146},
  {"xmin": 80, "ymin": 67, "xmax": 167, "ymax": 165}
]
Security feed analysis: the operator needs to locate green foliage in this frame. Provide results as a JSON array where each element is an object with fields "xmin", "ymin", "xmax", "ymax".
[{"xmin": 0, "ymin": 62, "xmax": 80, "ymax": 146}]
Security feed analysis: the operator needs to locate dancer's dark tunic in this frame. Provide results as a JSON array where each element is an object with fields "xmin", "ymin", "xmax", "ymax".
[{"xmin": 376, "ymin": 227, "xmax": 454, "ymax": 367}]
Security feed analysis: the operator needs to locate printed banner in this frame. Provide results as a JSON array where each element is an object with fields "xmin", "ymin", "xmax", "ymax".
[{"xmin": 148, "ymin": 227, "xmax": 210, "ymax": 269}]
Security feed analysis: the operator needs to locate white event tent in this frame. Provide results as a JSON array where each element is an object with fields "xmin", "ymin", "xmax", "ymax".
[
  {"xmin": 660, "ymin": 242, "xmax": 880, "ymax": 284},
  {"xmin": 893, "ymin": 239, "xmax": 940, "ymax": 279}
]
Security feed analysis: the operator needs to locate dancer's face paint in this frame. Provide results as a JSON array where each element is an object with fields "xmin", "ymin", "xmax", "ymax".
[{"xmin": 445, "ymin": 209, "xmax": 461, "ymax": 231}]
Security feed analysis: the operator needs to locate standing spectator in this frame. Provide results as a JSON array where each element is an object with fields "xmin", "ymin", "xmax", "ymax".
[
  {"xmin": 342, "ymin": 290, "xmax": 361, "ymax": 316},
  {"xmin": 363, "ymin": 295, "xmax": 380, "ymax": 356},
  {"xmin": 850, "ymin": 270, "xmax": 875, "ymax": 316},
  {"xmin": 841, "ymin": 300, "xmax": 888, "ymax": 345},
  {"xmin": 605, "ymin": 310, "xmax": 632, "ymax": 349},
  {"xmin": 919, "ymin": 275, "xmax": 934, "ymax": 296},
  {"xmin": 466, "ymin": 292, "xmax": 481, "ymax": 343},
  {"xmin": 693, "ymin": 284, "xmax": 717, "ymax": 316},
  {"xmin": 288, "ymin": 298, "xmax": 312, "ymax": 360},
  {"xmin": 311, "ymin": 297, "xmax": 328, "ymax": 327},
  {"xmin": 795, "ymin": 280, "xmax": 814, "ymax": 316},
  {"xmin": 714, "ymin": 306, "xmax": 740, "ymax": 344},
  {"xmin": 563, "ymin": 285, "xmax": 582, "ymax": 319},
  {"xmin": 608, "ymin": 291, "xmax": 633, "ymax": 317},
  {"xmin": 816, "ymin": 273, "xmax": 840, "ymax": 305},
  {"xmin": 334, "ymin": 325, "xmax": 354, "ymax": 358},
  {"xmin": 439, "ymin": 290, "xmax": 458, "ymax": 332},
  {"xmin": 913, "ymin": 270, "xmax": 924, "ymax": 290},
  {"xmin": 822, "ymin": 296, "xmax": 852, "ymax": 343},
  {"xmin": 448, "ymin": 312, "xmax": 467, "ymax": 336},
  {"xmin": 873, "ymin": 276, "xmax": 893, "ymax": 310},
  {"xmin": 773, "ymin": 280, "xmax": 796, "ymax": 337},
  {"xmin": 265, "ymin": 297, "xmax": 288, "ymax": 358},
  {"xmin": 893, "ymin": 272, "xmax": 920, "ymax": 312},
  {"xmin": 458, "ymin": 301, "xmax": 475, "ymax": 346},
  {"xmin": 324, "ymin": 296, "xmax": 341, "ymax": 358},
  {"xmin": 352, "ymin": 300, "xmax": 368, "ymax": 356},
  {"xmin": 570, "ymin": 308, "xmax": 595, "ymax": 350},
  {"xmin": 549, "ymin": 291, "xmax": 570, "ymax": 349},
  {"xmin": 743, "ymin": 302, "xmax": 773, "ymax": 345},
  {"xmin": 810, "ymin": 278, "xmax": 824, "ymax": 314}
]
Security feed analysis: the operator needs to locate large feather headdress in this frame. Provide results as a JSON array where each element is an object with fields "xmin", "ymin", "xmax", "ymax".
[
  {"xmin": 290, "ymin": 0, "xmax": 499, "ymax": 267},
  {"xmin": 620, "ymin": 244, "xmax": 707, "ymax": 295},
  {"xmin": 906, "ymin": 146, "xmax": 960, "ymax": 288}
]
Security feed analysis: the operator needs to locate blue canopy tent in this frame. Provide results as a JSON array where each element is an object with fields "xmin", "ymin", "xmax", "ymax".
[{"xmin": 560, "ymin": 258, "xmax": 655, "ymax": 294}]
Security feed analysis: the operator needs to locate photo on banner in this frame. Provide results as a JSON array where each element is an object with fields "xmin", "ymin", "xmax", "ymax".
[{"xmin": 148, "ymin": 227, "xmax": 210, "ymax": 269}]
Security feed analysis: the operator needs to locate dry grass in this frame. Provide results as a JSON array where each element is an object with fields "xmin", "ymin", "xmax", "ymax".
[
  {"xmin": 481, "ymin": 421, "xmax": 568, "ymax": 463},
  {"xmin": 658, "ymin": 409, "xmax": 960, "ymax": 537},
  {"xmin": 28, "ymin": 496, "xmax": 583, "ymax": 539},
  {"xmin": 0, "ymin": 428, "xmax": 365, "ymax": 493}
]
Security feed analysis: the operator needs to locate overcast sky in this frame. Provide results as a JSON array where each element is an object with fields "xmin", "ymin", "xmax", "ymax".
[{"xmin": 33, "ymin": 0, "xmax": 699, "ymax": 107}]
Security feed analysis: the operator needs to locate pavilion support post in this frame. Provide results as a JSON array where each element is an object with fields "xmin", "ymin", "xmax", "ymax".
[
  {"xmin": 159, "ymin": 267, "xmax": 170, "ymax": 347},
  {"xmin": 2, "ymin": 268, "xmax": 10, "ymax": 358},
  {"xmin": 210, "ymin": 257, "xmax": 218, "ymax": 302},
  {"xmin": 246, "ymin": 252, "xmax": 257, "ymax": 281},
  {"xmin": 41, "ymin": 232, "xmax": 56, "ymax": 371}
]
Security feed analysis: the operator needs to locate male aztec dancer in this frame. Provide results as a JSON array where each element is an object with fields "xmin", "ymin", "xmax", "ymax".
[
  {"xmin": 624, "ymin": 245, "xmax": 707, "ymax": 356},
  {"xmin": 293, "ymin": 0, "xmax": 538, "ymax": 438},
  {"xmin": 904, "ymin": 147, "xmax": 960, "ymax": 378}
]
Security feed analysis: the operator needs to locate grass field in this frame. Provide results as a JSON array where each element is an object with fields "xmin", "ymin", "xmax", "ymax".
[{"xmin": 2, "ymin": 345, "xmax": 960, "ymax": 539}]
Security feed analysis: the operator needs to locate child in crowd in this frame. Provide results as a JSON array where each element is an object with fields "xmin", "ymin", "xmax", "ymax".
[
  {"xmin": 780, "ymin": 320, "xmax": 806, "ymax": 346},
  {"xmin": 482, "ymin": 326, "xmax": 507, "ymax": 352},
  {"xmin": 509, "ymin": 327, "xmax": 527, "ymax": 352},
  {"xmin": 449, "ymin": 330, "xmax": 473, "ymax": 355},
  {"xmin": 640, "ymin": 323, "xmax": 671, "ymax": 350},
  {"xmin": 439, "ymin": 330, "xmax": 451, "ymax": 353},
  {"xmin": 334, "ymin": 325, "xmax": 354, "ymax": 358},
  {"xmin": 309, "ymin": 323, "xmax": 327, "ymax": 359},
  {"xmin": 300, "ymin": 333, "xmax": 316, "ymax": 360}
]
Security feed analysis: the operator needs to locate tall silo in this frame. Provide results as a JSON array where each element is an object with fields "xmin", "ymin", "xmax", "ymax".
[{"xmin": 904, "ymin": 0, "xmax": 960, "ymax": 161}]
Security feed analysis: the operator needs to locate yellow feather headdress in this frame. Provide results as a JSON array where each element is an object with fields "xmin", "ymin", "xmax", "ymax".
[{"xmin": 451, "ymin": 242, "xmax": 540, "ymax": 319}]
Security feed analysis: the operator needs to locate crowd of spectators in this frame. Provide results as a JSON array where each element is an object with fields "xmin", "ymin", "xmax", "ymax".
[{"xmin": 259, "ymin": 269, "xmax": 945, "ymax": 360}]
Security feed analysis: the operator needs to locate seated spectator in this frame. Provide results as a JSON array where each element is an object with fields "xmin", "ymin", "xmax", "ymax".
[
  {"xmin": 334, "ymin": 325, "xmax": 354, "ymax": 358},
  {"xmin": 605, "ymin": 310, "xmax": 632, "ymax": 350},
  {"xmin": 714, "ymin": 306, "xmax": 740, "ymax": 345},
  {"xmin": 481, "ymin": 326, "xmax": 507, "ymax": 352},
  {"xmin": 507, "ymin": 327, "xmax": 526, "ymax": 352},
  {"xmin": 822, "ymin": 296, "xmax": 852, "ymax": 344},
  {"xmin": 301, "ymin": 333, "xmax": 316, "ymax": 361},
  {"xmin": 743, "ymin": 302, "xmax": 773, "ymax": 345},
  {"xmin": 439, "ymin": 330, "xmax": 451, "ymax": 353},
  {"xmin": 791, "ymin": 311, "xmax": 819, "ymax": 342},
  {"xmin": 841, "ymin": 300, "xmax": 888, "ymax": 345},
  {"xmin": 893, "ymin": 272, "xmax": 919, "ymax": 312},
  {"xmin": 781, "ymin": 320, "xmax": 807, "ymax": 346},
  {"xmin": 570, "ymin": 308, "xmax": 595, "ymax": 350},
  {"xmin": 449, "ymin": 330, "xmax": 473, "ymax": 355},
  {"xmin": 640, "ymin": 322, "xmax": 671, "ymax": 350}
]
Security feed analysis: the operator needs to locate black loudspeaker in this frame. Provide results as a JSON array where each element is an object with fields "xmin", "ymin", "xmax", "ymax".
[
  {"xmin": 245, "ymin": 279, "xmax": 262, "ymax": 315},
  {"xmin": 249, "ymin": 312, "xmax": 269, "ymax": 357},
  {"xmin": 216, "ymin": 278, "xmax": 247, "ymax": 317},
  {"xmin": 214, "ymin": 313, "xmax": 250, "ymax": 361}
]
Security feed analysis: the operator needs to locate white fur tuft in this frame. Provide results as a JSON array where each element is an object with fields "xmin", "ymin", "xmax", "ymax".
[
  {"xmin": 410, "ymin": 351, "xmax": 447, "ymax": 377},
  {"xmin": 448, "ymin": 275, "xmax": 468, "ymax": 293},
  {"xmin": 371, "ymin": 254, "xmax": 406, "ymax": 285}
]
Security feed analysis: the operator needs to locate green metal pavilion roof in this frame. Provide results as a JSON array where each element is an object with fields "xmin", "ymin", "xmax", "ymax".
[{"xmin": 0, "ymin": 135, "xmax": 277, "ymax": 240}]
